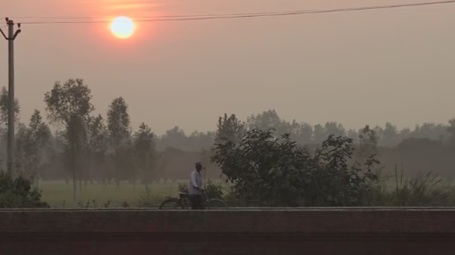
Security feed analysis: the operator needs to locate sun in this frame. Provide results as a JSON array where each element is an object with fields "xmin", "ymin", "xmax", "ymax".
[{"xmin": 110, "ymin": 16, "xmax": 136, "ymax": 39}]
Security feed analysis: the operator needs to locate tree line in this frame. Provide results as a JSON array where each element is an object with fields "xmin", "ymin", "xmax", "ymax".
[
  {"xmin": 154, "ymin": 110, "xmax": 452, "ymax": 150},
  {"xmin": 1, "ymin": 79, "xmax": 455, "ymax": 193},
  {"xmin": 0, "ymin": 80, "xmax": 156, "ymax": 201}
]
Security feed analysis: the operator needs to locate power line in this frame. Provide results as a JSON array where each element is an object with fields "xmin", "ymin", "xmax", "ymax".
[
  {"xmin": 11, "ymin": 14, "xmax": 220, "ymax": 20},
  {"xmin": 16, "ymin": 0, "xmax": 455, "ymax": 25}
]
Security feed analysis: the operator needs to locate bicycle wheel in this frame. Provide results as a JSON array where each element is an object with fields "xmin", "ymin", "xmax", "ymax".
[
  {"xmin": 159, "ymin": 198, "xmax": 184, "ymax": 209},
  {"xmin": 205, "ymin": 198, "xmax": 227, "ymax": 209}
]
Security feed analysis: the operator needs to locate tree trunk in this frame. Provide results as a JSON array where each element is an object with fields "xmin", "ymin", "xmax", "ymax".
[
  {"xmin": 72, "ymin": 150, "xmax": 77, "ymax": 203},
  {"xmin": 115, "ymin": 150, "xmax": 120, "ymax": 189}
]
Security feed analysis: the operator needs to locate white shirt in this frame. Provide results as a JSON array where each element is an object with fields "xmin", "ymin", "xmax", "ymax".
[{"xmin": 189, "ymin": 170, "xmax": 203, "ymax": 195}]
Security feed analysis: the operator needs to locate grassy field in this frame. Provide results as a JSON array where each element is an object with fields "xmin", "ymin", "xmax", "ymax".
[
  {"xmin": 37, "ymin": 173, "xmax": 455, "ymax": 208},
  {"xmin": 38, "ymin": 180, "xmax": 187, "ymax": 208}
]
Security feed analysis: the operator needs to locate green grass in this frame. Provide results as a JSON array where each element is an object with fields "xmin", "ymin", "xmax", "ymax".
[
  {"xmin": 37, "ymin": 180, "xmax": 187, "ymax": 208},
  {"xmin": 37, "ymin": 174, "xmax": 455, "ymax": 208},
  {"xmin": 363, "ymin": 168, "xmax": 455, "ymax": 206}
]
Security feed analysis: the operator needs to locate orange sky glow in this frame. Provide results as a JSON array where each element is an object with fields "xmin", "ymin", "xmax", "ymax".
[
  {"xmin": 72, "ymin": 1, "xmax": 163, "ymax": 44},
  {"xmin": 1, "ymin": 1, "xmax": 455, "ymax": 134}
]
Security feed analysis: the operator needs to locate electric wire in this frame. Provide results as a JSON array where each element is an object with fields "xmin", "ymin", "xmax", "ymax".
[{"xmin": 10, "ymin": 0, "xmax": 455, "ymax": 25}]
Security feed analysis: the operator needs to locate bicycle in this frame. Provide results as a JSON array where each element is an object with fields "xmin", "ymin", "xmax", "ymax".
[{"xmin": 159, "ymin": 191, "xmax": 227, "ymax": 209}]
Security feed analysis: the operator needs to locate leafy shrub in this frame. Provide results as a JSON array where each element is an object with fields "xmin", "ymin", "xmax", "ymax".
[
  {"xmin": 204, "ymin": 180, "xmax": 224, "ymax": 200},
  {"xmin": 179, "ymin": 180, "xmax": 224, "ymax": 200},
  {"xmin": 178, "ymin": 183, "xmax": 188, "ymax": 193},
  {"xmin": 0, "ymin": 172, "xmax": 49, "ymax": 208},
  {"xmin": 222, "ymin": 187, "xmax": 249, "ymax": 207},
  {"xmin": 304, "ymin": 136, "xmax": 378, "ymax": 206},
  {"xmin": 212, "ymin": 129, "xmax": 378, "ymax": 207}
]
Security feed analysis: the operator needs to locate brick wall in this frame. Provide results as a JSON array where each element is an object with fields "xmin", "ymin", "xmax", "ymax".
[{"xmin": 1, "ymin": 208, "xmax": 455, "ymax": 255}]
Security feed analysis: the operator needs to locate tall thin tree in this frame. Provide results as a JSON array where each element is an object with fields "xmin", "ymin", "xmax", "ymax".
[
  {"xmin": 44, "ymin": 79, "xmax": 94, "ymax": 202},
  {"xmin": 107, "ymin": 97, "xmax": 131, "ymax": 187}
]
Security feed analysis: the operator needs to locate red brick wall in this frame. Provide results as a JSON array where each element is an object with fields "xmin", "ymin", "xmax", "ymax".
[{"xmin": 1, "ymin": 208, "xmax": 455, "ymax": 255}]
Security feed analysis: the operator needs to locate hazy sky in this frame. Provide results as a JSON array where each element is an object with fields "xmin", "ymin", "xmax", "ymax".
[{"xmin": 1, "ymin": 0, "xmax": 454, "ymax": 135}]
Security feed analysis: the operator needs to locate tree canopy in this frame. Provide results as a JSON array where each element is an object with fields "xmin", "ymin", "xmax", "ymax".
[{"xmin": 212, "ymin": 129, "xmax": 378, "ymax": 206}]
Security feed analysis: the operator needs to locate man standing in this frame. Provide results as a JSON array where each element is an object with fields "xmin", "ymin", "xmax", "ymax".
[{"xmin": 189, "ymin": 162, "xmax": 204, "ymax": 209}]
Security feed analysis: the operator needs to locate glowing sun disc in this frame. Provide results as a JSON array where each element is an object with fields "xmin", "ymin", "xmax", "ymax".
[{"xmin": 110, "ymin": 16, "xmax": 135, "ymax": 39}]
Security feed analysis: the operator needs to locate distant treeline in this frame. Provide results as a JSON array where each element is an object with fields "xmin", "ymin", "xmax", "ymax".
[
  {"xmin": 155, "ymin": 109, "xmax": 452, "ymax": 151},
  {"xmin": 0, "ymin": 80, "xmax": 454, "ymax": 187}
]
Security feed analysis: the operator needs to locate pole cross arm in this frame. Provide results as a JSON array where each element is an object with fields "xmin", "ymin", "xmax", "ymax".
[
  {"xmin": 13, "ymin": 29, "xmax": 21, "ymax": 40},
  {"xmin": 0, "ymin": 28, "xmax": 7, "ymax": 40}
]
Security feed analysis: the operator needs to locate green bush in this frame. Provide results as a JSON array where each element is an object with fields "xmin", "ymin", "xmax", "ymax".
[
  {"xmin": 222, "ymin": 187, "xmax": 249, "ymax": 207},
  {"xmin": 204, "ymin": 180, "xmax": 224, "ymax": 200},
  {"xmin": 178, "ymin": 183, "xmax": 188, "ymax": 193},
  {"xmin": 178, "ymin": 180, "xmax": 224, "ymax": 200},
  {"xmin": 0, "ymin": 172, "xmax": 49, "ymax": 208},
  {"xmin": 212, "ymin": 129, "xmax": 378, "ymax": 207}
]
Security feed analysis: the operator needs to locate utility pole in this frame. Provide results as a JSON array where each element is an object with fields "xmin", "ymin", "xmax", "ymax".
[{"xmin": 0, "ymin": 18, "xmax": 21, "ymax": 175}]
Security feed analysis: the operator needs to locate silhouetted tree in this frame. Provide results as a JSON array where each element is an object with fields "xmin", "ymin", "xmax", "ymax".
[
  {"xmin": 446, "ymin": 119, "xmax": 455, "ymax": 145},
  {"xmin": 414, "ymin": 123, "xmax": 446, "ymax": 141},
  {"xmin": 87, "ymin": 115, "xmax": 109, "ymax": 182},
  {"xmin": 215, "ymin": 114, "xmax": 245, "ymax": 145},
  {"xmin": 313, "ymin": 124, "xmax": 328, "ymax": 144},
  {"xmin": 324, "ymin": 122, "xmax": 346, "ymax": 137},
  {"xmin": 292, "ymin": 122, "xmax": 313, "ymax": 145},
  {"xmin": 158, "ymin": 126, "xmax": 188, "ymax": 150},
  {"xmin": 15, "ymin": 110, "xmax": 51, "ymax": 178},
  {"xmin": 378, "ymin": 122, "xmax": 397, "ymax": 147},
  {"xmin": 44, "ymin": 79, "xmax": 94, "ymax": 201},
  {"xmin": 107, "ymin": 97, "xmax": 131, "ymax": 186},
  {"xmin": 133, "ymin": 123, "xmax": 156, "ymax": 186},
  {"xmin": 0, "ymin": 86, "xmax": 20, "ymax": 129},
  {"xmin": 356, "ymin": 125, "xmax": 378, "ymax": 162},
  {"xmin": 187, "ymin": 131, "xmax": 215, "ymax": 150},
  {"xmin": 246, "ymin": 110, "xmax": 291, "ymax": 135}
]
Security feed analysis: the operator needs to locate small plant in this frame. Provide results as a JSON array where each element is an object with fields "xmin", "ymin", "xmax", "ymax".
[
  {"xmin": 363, "ymin": 166, "xmax": 452, "ymax": 206},
  {"xmin": 137, "ymin": 186, "xmax": 160, "ymax": 207},
  {"xmin": 391, "ymin": 167, "xmax": 450, "ymax": 206},
  {"xmin": 103, "ymin": 200, "xmax": 111, "ymax": 208},
  {"xmin": 178, "ymin": 183, "xmax": 188, "ymax": 193},
  {"xmin": 0, "ymin": 171, "xmax": 49, "ymax": 208},
  {"xmin": 222, "ymin": 187, "xmax": 248, "ymax": 207},
  {"xmin": 179, "ymin": 180, "xmax": 224, "ymax": 200},
  {"xmin": 76, "ymin": 200, "xmax": 91, "ymax": 208},
  {"xmin": 204, "ymin": 180, "xmax": 224, "ymax": 200}
]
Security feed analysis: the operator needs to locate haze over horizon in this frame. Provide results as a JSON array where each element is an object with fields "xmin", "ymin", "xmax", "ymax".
[{"xmin": 1, "ymin": 0, "xmax": 455, "ymax": 135}]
